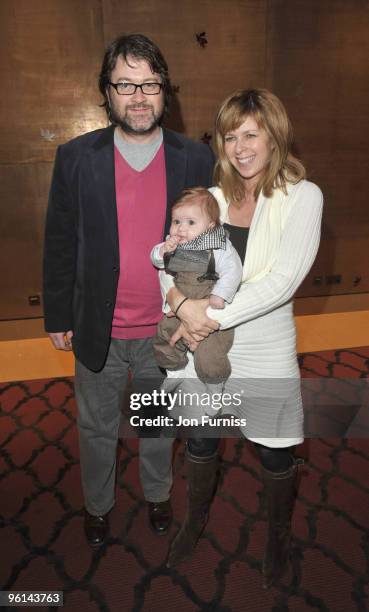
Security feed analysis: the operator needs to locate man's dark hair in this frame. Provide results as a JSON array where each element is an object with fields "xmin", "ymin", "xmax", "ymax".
[{"xmin": 99, "ymin": 33, "xmax": 172, "ymax": 122}]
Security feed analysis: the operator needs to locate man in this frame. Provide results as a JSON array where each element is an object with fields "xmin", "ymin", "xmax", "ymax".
[{"xmin": 43, "ymin": 34, "xmax": 214, "ymax": 547}]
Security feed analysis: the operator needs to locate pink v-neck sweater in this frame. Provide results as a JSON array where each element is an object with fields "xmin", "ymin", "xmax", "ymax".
[{"xmin": 111, "ymin": 144, "xmax": 166, "ymax": 339}]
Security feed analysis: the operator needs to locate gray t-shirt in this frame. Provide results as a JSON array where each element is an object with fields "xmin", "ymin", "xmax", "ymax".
[{"xmin": 114, "ymin": 127, "xmax": 163, "ymax": 171}]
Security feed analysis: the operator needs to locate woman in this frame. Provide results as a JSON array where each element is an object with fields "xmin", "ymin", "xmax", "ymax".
[{"xmin": 162, "ymin": 89, "xmax": 323, "ymax": 587}]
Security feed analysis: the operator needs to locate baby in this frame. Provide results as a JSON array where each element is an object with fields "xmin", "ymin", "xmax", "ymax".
[{"xmin": 151, "ymin": 187, "xmax": 242, "ymax": 385}]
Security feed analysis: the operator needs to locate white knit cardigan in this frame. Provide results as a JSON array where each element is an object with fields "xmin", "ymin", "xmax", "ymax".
[{"xmin": 206, "ymin": 180, "xmax": 323, "ymax": 328}]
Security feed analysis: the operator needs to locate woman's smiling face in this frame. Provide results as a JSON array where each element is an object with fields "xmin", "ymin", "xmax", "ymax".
[{"xmin": 224, "ymin": 115, "xmax": 273, "ymax": 188}]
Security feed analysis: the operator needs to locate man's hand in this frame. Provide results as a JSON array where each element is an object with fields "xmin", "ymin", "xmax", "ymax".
[{"xmin": 48, "ymin": 331, "xmax": 73, "ymax": 351}]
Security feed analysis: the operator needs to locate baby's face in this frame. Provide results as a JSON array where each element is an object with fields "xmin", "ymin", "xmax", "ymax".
[{"xmin": 169, "ymin": 203, "xmax": 214, "ymax": 244}]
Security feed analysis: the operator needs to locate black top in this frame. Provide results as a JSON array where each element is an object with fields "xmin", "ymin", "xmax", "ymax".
[{"xmin": 223, "ymin": 223, "xmax": 249, "ymax": 265}]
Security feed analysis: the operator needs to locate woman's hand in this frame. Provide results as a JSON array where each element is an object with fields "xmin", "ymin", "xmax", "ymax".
[
  {"xmin": 177, "ymin": 298, "xmax": 219, "ymax": 337},
  {"xmin": 167, "ymin": 287, "xmax": 220, "ymax": 338},
  {"xmin": 169, "ymin": 323, "xmax": 200, "ymax": 352}
]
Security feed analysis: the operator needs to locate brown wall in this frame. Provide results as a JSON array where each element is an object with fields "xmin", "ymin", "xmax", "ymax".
[
  {"xmin": 265, "ymin": 0, "xmax": 369, "ymax": 296},
  {"xmin": 1, "ymin": 0, "xmax": 368, "ymax": 319}
]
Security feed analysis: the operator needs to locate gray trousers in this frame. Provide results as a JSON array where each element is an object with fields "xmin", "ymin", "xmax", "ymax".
[{"xmin": 74, "ymin": 337, "xmax": 174, "ymax": 516}]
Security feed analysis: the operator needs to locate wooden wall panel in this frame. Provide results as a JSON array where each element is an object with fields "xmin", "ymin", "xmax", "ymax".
[
  {"xmin": 0, "ymin": 0, "xmax": 368, "ymax": 321},
  {"xmin": 102, "ymin": 0, "xmax": 267, "ymax": 139},
  {"xmin": 0, "ymin": 0, "xmax": 106, "ymax": 319},
  {"xmin": 0, "ymin": 163, "xmax": 52, "ymax": 319},
  {"xmin": 266, "ymin": 0, "xmax": 369, "ymax": 296},
  {"xmin": 0, "ymin": 0, "xmax": 107, "ymax": 164}
]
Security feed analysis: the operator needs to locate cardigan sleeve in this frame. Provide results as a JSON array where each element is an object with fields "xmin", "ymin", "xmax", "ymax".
[{"xmin": 207, "ymin": 181, "xmax": 323, "ymax": 329}]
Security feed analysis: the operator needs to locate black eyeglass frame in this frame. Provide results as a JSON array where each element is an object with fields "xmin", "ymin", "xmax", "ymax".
[{"xmin": 108, "ymin": 82, "xmax": 163, "ymax": 95}]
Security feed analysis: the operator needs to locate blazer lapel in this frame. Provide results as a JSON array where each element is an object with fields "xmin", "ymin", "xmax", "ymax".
[
  {"xmin": 88, "ymin": 125, "xmax": 119, "ymax": 257},
  {"xmin": 163, "ymin": 129, "xmax": 187, "ymax": 236}
]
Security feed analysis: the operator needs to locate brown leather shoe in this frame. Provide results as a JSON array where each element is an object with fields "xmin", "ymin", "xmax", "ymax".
[
  {"xmin": 148, "ymin": 500, "xmax": 172, "ymax": 535},
  {"xmin": 84, "ymin": 510, "xmax": 109, "ymax": 547}
]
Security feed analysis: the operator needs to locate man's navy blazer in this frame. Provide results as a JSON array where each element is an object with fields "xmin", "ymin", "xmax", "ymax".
[{"xmin": 43, "ymin": 125, "xmax": 215, "ymax": 371}]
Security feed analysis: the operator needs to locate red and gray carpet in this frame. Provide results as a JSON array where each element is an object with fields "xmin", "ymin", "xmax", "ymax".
[{"xmin": 1, "ymin": 348, "xmax": 368, "ymax": 611}]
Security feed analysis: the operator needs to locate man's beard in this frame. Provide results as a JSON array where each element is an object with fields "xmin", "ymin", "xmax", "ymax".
[{"xmin": 110, "ymin": 102, "xmax": 164, "ymax": 136}]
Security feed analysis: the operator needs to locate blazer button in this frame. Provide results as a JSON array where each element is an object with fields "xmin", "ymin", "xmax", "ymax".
[
  {"xmin": 113, "ymin": 266, "xmax": 119, "ymax": 272},
  {"xmin": 105, "ymin": 300, "xmax": 112, "ymax": 307}
]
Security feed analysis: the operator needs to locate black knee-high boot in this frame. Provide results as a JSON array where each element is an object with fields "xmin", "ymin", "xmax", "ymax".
[
  {"xmin": 166, "ymin": 450, "xmax": 218, "ymax": 568},
  {"xmin": 261, "ymin": 457, "xmax": 303, "ymax": 589}
]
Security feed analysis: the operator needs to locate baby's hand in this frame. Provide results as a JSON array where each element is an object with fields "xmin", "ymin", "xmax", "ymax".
[
  {"xmin": 209, "ymin": 295, "xmax": 225, "ymax": 309},
  {"xmin": 159, "ymin": 235, "xmax": 180, "ymax": 257}
]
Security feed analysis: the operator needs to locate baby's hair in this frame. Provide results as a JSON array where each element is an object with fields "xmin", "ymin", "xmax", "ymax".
[{"xmin": 172, "ymin": 187, "xmax": 220, "ymax": 225}]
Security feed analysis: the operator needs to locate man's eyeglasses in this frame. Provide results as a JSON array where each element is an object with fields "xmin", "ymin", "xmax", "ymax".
[{"xmin": 109, "ymin": 82, "xmax": 163, "ymax": 95}]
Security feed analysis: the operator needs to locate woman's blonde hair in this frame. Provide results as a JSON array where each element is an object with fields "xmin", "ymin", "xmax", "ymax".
[{"xmin": 214, "ymin": 88, "xmax": 306, "ymax": 204}]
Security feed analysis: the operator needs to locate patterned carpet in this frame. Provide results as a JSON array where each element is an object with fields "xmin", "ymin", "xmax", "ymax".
[{"xmin": 0, "ymin": 348, "xmax": 368, "ymax": 612}]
